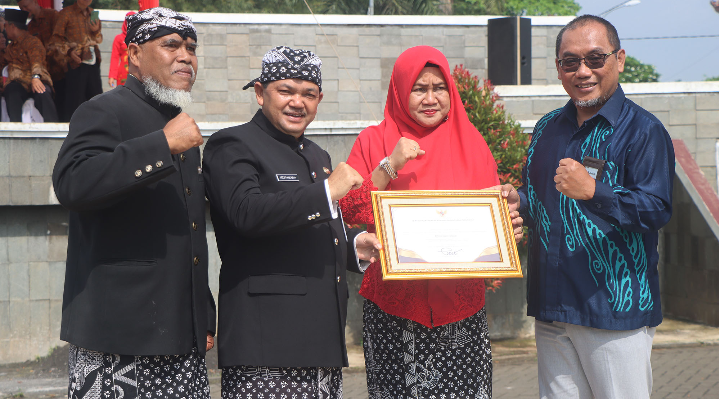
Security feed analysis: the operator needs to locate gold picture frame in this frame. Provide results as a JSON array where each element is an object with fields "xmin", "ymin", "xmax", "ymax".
[{"xmin": 371, "ymin": 190, "xmax": 523, "ymax": 280}]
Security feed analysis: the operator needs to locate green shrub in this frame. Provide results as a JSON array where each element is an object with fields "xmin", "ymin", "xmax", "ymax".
[
  {"xmin": 452, "ymin": 64, "xmax": 529, "ymax": 188},
  {"xmin": 453, "ymin": 65, "xmax": 530, "ymax": 292},
  {"xmin": 619, "ymin": 56, "xmax": 660, "ymax": 83}
]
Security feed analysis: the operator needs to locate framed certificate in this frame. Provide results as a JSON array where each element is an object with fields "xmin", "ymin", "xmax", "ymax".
[{"xmin": 371, "ymin": 190, "xmax": 522, "ymax": 280}]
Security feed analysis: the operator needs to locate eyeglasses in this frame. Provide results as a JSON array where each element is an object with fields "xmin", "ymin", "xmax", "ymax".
[{"xmin": 558, "ymin": 50, "xmax": 619, "ymax": 73}]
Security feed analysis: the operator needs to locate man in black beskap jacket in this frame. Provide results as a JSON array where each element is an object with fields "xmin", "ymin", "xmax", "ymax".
[
  {"xmin": 52, "ymin": 8, "xmax": 216, "ymax": 399},
  {"xmin": 203, "ymin": 46, "xmax": 381, "ymax": 398}
]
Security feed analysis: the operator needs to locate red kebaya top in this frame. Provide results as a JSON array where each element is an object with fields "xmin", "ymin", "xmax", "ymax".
[{"xmin": 340, "ymin": 46, "xmax": 500, "ymax": 328}]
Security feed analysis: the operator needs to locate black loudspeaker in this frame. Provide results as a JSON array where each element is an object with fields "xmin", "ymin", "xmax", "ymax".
[{"xmin": 488, "ymin": 17, "xmax": 532, "ymax": 85}]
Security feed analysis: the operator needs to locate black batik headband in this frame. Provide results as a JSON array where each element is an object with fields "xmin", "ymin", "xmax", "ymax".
[
  {"xmin": 125, "ymin": 7, "xmax": 197, "ymax": 46},
  {"xmin": 242, "ymin": 46, "xmax": 323, "ymax": 91}
]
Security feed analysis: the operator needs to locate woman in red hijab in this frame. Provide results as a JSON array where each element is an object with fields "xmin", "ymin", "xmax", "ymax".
[
  {"xmin": 340, "ymin": 46, "xmax": 522, "ymax": 398},
  {"xmin": 108, "ymin": 11, "xmax": 136, "ymax": 88}
]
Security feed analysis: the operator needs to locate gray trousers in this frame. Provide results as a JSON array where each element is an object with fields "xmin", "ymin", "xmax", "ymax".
[{"xmin": 535, "ymin": 320, "xmax": 655, "ymax": 399}]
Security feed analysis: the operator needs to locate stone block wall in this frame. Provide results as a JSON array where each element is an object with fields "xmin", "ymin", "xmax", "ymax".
[
  {"xmin": 0, "ymin": 206, "xmax": 67, "ymax": 363},
  {"xmin": 530, "ymin": 25, "xmax": 563, "ymax": 86},
  {"xmin": 485, "ymin": 258, "xmax": 533, "ymax": 339},
  {"xmin": 662, "ymin": 176, "xmax": 719, "ymax": 326},
  {"xmin": 0, "ymin": 138, "xmax": 63, "ymax": 206},
  {"xmin": 94, "ymin": 13, "xmax": 572, "ymax": 123}
]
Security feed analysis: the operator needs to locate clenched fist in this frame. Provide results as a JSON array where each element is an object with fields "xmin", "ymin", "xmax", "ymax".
[
  {"xmin": 389, "ymin": 137, "xmax": 426, "ymax": 172},
  {"xmin": 164, "ymin": 113, "xmax": 203, "ymax": 155},
  {"xmin": 327, "ymin": 162, "xmax": 363, "ymax": 201},
  {"xmin": 554, "ymin": 158, "xmax": 595, "ymax": 200}
]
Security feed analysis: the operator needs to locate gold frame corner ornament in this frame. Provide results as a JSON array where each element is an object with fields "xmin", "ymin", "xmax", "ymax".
[{"xmin": 371, "ymin": 190, "xmax": 523, "ymax": 280}]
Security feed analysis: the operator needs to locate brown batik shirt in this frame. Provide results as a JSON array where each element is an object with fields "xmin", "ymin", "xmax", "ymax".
[
  {"xmin": 28, "ymin": 7, "xmax": 63, "ymax": 81},
  {"xmin": 28, "ymin": 7, "xmax": 58, "ymax": 46},
  {"xmin": 48, "ymin": 3, "xmax": 102, "ymax": 72},
  {"xmin": 4, "ymin": 31, "xmax": 52, "ymax": 91}
]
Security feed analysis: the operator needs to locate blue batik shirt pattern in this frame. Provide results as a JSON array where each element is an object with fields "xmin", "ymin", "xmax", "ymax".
[{"xmin": 517, "ymin": 85, "xmax": 674, "ymax": 331}]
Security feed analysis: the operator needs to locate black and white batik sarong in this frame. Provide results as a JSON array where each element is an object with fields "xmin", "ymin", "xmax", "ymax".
[
  {"xmin": 363, "ymin": 300, "xmax": 493, "ymax": 399},
  {"xmin": 68, "ymin": 344, "xmax": 210, "ymax": 399},
  {"xmin": 221, "ymin": 365, "xmax": 342, "ymax": 399}
]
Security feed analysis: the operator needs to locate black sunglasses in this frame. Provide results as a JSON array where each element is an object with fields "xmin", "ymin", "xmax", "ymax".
[{"xmin": 558, "ymin": 50, "xmax": 619, "ymax": 73}]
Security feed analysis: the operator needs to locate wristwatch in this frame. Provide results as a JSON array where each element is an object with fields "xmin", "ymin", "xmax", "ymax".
[
  {"xmin": 31, "ymin": 74, "xmax": 41, "ymax": 80},
  {"xmin": 379, "ymin": 157, "xmax": 398, "ymax": 180}
]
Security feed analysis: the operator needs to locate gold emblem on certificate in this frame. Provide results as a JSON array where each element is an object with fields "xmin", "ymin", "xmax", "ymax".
[{"xmin": 371, "ymin": 190, "xmax": 522, "ymax": 280}]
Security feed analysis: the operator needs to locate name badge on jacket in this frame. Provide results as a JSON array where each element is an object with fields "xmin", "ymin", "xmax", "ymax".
[
  {"xmin": 276, "ymin": 174, "xmax": 299, "ymax": 182},
  {"xmin": 582, "ymin": 156, "xmax": 606, "ymax": 180}
]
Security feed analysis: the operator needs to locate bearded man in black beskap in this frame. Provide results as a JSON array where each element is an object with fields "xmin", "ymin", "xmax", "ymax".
[{"xmin": 52, "ymin": 8, "xmax": 215, "ymax": 399}]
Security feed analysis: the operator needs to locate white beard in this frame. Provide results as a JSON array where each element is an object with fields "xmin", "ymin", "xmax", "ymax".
[{"xmin": 143, "ymin": 76, "xmax": 194, "ymax": 110}]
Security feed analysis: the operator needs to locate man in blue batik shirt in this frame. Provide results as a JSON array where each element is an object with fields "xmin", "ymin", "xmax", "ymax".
[{"xmin": 517, "ymin": 15, "xmax": 674, "ymax": 399}]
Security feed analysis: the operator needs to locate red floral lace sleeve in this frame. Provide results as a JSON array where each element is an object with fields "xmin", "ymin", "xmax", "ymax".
[{"xmin": 339, "ymin": 173, "xmax": 377, "ymax": 226}]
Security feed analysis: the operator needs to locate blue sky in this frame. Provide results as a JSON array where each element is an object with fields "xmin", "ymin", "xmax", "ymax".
[{"xmin": 573, "ymin": 0, "xmax": 719, "ymax": 82}]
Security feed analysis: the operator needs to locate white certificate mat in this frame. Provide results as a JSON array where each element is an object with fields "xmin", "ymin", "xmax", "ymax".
[
  {"xmin": 371, "ymin": 190, "xmax": 522, "ymax": 280},
  {"xmin": 391, "ymin": 205, "xmax": 500, "ymax": 263}
]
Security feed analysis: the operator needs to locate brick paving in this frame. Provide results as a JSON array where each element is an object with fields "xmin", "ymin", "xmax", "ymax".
[
  {"xmin": 341, "ymin": 345, "xmax": 719, "ymax": 399},
  {"xmin": 3, "ymin": 345, "xmax": 719, "ymax": 398}
]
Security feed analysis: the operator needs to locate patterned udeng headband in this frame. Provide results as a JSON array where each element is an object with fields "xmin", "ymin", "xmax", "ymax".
[
  {"xmin": 242, "ymin": 46, "xmax": 323, "ymax": 91},
  {"xmin": 125, "ymin": 7, "xmax": 197, "ymax": 46}
]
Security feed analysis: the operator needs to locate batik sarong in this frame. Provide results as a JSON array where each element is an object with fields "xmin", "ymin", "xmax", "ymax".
[
  {"xmin": 68, "ymin": 344, "xmax": 210, "ymax": 399},
  {"xmin": 363, "ymin": 300, "xmax": 492, "ymax": 399},
  {"xmin": 221, "ymin": 365, "xmax": 342, "ymax": 399}
]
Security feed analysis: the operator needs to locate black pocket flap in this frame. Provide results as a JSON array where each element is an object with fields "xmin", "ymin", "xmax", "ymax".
[
  {"xmin": 248, "ymin": 275, "xmax": 307, "ymax": 295},
  {"xmin": 99, "ymin": 259, "xmax": 157, "ymax": 267}
]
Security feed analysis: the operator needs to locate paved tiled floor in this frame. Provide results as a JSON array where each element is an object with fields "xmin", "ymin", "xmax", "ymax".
[
  {"xmin": 341, "ymin": 345, "xmax": 719, "ymax": 399},
  {"xmin": 3, "ymin": 345, "xmax": 719, "ymax": 398}
]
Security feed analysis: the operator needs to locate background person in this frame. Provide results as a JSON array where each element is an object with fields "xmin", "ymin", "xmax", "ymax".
[
  {"xmin": 17, "ymin": 0, "xmax": 63, "ymax": 117},
  {"xmin": 18, "ymin": 0, "xmax": 57, "ymax": 46},
  {"xmin": 517, "ymin": 15, "xmax": 674, "ymax": 399},
  {"xmin": 48, "ymin": 0, "xmax": 102, "ymax": 121},
  {"xmin": 2, "ymin": 8, "xmax": 57, "ymax": 122},
  {"xmin": 52, "ymin": 8, "xmax": 215, "ymax": 399},
  {"xmin": 339, "ymin": 45, "xmax": 523, "ymax": 399},
  {"xmin": 108, "ymin": 11, "xmax": 135, "ymax": 88}
]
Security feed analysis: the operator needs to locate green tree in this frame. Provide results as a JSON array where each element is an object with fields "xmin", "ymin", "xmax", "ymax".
[
  {"xmin": 2, "ymin": 0, "xmax": 582, "ymax": 15},
  {"xmin": 453, "ymin": 64, "xmax": 529, "ymax": 292},
  {"xmin": 88, "ymin": 0, "xmax": 324, "ymax": 13},
  {"xmin": 454, "ymin": 0, "xmax": 580, "ymax": 16},
  {"xmin": 452, "ymin": 65, "xmax": 527, "ymax": 189},
  {"xmin": 318, "ymin": 0, "xmax": 436, "ymax": 15},
  {"xmin": 619, "ymin": 56, "xmax": 660, "ymax": 83},
  {"xmin": 453, "ymin": 0, "xmax": 502, "ymax": 15},
  {"xmin": 705, "ymin": 76, "xmax": 719, "ymax": 81}
]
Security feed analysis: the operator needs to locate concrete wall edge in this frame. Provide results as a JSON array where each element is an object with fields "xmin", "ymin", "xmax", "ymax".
[
  {"xmin": 94, "ymin": 9, "xmax": 574, "ymax": 26},
  {"xmin": 673, "ymin": 139, "xmax": 719, "ymax": 242},
  {"xmin": 0, "ymin": 120, "xmax": 382, "ymax": 138},
  {"xmin": 495, "ymin": 82, "xmax": 719, "ymax": 97}
]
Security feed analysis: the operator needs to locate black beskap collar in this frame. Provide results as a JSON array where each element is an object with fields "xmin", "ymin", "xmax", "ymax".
[{"xmin": 250, "ymin": 109, "xmax": 306, "ymax": 150}]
